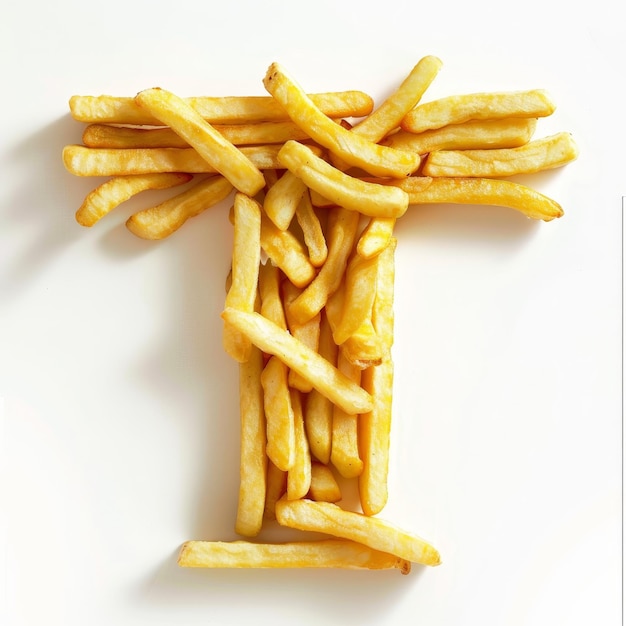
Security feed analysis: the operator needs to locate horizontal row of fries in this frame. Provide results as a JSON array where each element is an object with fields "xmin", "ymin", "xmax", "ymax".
[{"xmin": 64, "ymin": 57, "xmax": 577, "ymax": 573}]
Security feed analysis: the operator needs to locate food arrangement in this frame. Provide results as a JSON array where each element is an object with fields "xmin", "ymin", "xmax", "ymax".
[{"xmin": 63, "ymin": 56, "xmax": 577, "ymax": 574}]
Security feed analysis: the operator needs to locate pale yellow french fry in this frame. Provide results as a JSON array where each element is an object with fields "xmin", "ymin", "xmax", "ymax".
[
  {"xmin": 261, "ymin": 356, "xmax": 295, "ymax": 472},
  {"xmin": 221, "ymin": 308, "xmax": 373, "ymax": 415},
  {"xmin": 258, "ymin": 261, "xmax": 287, "ymax": 330},
  {"xmin": 356, "ymin": 217, "xmax": 396, "ymax": 259},
  {"xmin": 295, "ymin": 190, "xmax": 328, "ymax": 267},
  {"xmin": 235, "ymin": 344, "xmax": 267, "ymax": 537},
  {"xmin": 264, "ymin": 460, "xmax": 287, "ymax": 521},
  {"xmin": 260, "ymin": 210, "xmax": 316, "ymax": 288},
  {"xmin": 70, "ymin": 91, "xmax": 374, "ymax": 124},
  {"xmin": 263, "ymin": 170, "xmax": 307, "ymax": 230},
  {"xmin": 359, "ymin": 239, "xmax": 396, "ymax": 517},
  {"xmin": 286, "ymin": 207, "xmax": 360, "ymax": 325},
  {"xmin": 62, "ymin": 145, "xmax": 284, "ymax": 177},
  {"xmin": 177, "ymin": 539, "xmax": 410, "ymax": 573},
  {"xmin": 307, "ymin": 463, "xmax": 342, "ymax": 503},
  {"xmin": 82, "ymin": 120, "xmax": 317, "ymax": 149},
  {"xmin": 75, "ymin": 172, "xmax": 192, "ymax": 227},
  {"xmin": 126, "ymin": 175, "xmax": 233, "ymax": 240},
  {"xmin": 303, "ymin": 310, "xmax": 336, "ymax": 465},
  {"xmin": 263, "ymin": 63, "xmax": 421, "ymax": 178},
  {"xmin": 330, "ymin": 350, "xmax": 364, "ymax": 479},
  {"xmin": 401, "ymin": 89, "xmax": 556, "ymax": 133},
  {"xmin": 421, "ymin": 131, "xmax": 579, "ymax": 178},
  {"xmin": 381, "ymin": 118, "xmax": 538, "ymax": 154},
  {"xmin": 275, "ymin": 499, "xmax": 441, "ymax": 566},
  {"xmin": 223, "ymin": 193, "xmax": 262, "ymax": 363},
  {"xmin": 385, "ymin": 176, "xmax": 564, "ymax": 221},
  {"xmin": 134, "ymin": 88, "xmax": 265, "ymax": 196},
  {"xmin": 278, "ymin": 140, "xmax": 409, "ymax": 219},
  {"xmin": 287, "ymin": 389, "xmax": 312, "ymax": 500},
  {"xmin": 341, "ymin": 318, "xmax": 384, "ymax": 370}
]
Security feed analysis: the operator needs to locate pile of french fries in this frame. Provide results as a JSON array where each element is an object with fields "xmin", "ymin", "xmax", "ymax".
[{"xmin": 63, "ymin": 57, "xmax": 577, "ymax": 574}]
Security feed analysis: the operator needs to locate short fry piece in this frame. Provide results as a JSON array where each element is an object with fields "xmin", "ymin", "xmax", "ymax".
[
  {"xmin": 178, "ymin": 539, "xmax": 410, "ymax": 573},
  {"xmin": 287, "ymin": 389, "xmax": 312, "ymax": 500},
  {"xmin": 75, "ymin": 172, "xmax": 192, "ymax": 227},
  {"xmin": 308, "ymin": 463, "xmax": 342, "ymax": 503},
  {"xmin": 221, "ymin": 308, "xmax": 373, "ymax": 415},
  {"xmin": 295, "ymin": 190, "xmax": 328, "ymax": 267},
  {"xmin": 135, "ymin": 88, "xmax": 265, "ymax": 196},
  {"xmin": 264, "ymin": 461, "xmax": 287, "ymax": 520},
  {"xmin": 356, "ymin": 217, "xmax": 396, "ymax": 259},
  {"xmin": 421, "ymin": 132, "xmax": 579, "ymax": 178},
  {"xmin": 263, "ymin": 170, "xmax": 307, "ymax": 230},
  {"xmin": 275, "ymin": 499, "xmax": 441, "ymax": 566},
  {"xmin": 126, "ymin": 175, "xmax": 233, "ymax": 240}
]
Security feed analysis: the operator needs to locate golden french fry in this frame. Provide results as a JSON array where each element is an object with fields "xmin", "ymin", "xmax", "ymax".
[
  {"xmin": 385, "ymin": 176, "xmax": 564, "ymax": 221},
  {"xmin": 295, "ymin": 189, "xmax": 328, "ymax": 267},
  {"xmin": 264, "ymin": 460, "xmax": 287, "ymax": 520},
  {"xmin": 261, "ymin": 356, "xmax": 295, "ymax": 472},
  {"xmin": 221, "ymin": 308, "xmax": 373, "ymax": 415},
  {"xmin": 308, "ymin": 462, "xmax": 342, "ymax": 503},
  {"xmin": 421, "ymin": 131, "xmax": 579, "ymax": 178},
  {"xmin": 126, "ymin": 175, "xmax": 233, "ymax": 240},
  {"xmin": 381, "ymin": 118, "xmax": 538, "ymax": 154},
  {"xmin": 330, "ymin": 350, "xmax": 363, "ymax": 479},
  {"xmin": 278, "ymin": 140, "xmax": 409, "ymax": 219},
  {"xmin": 275, "ymin": 499, "xmax": 441, "ymax": 566},
  {"xmin": 260, "ymin": 210, "xmax": 316, "ymax": 288},
  {"xmin": 62, "ymin": 144, "xmax": 284, "ymax": 177},
  {"xmin": 178, "ymin": 539, "xmax": 410, "ymax": 573},
  {"xmin": 286, "ymin": 207, "xmax": 360, "ymax": 325},
  {"xmin": 134, "ymin": 88, "xmax": 265, "ymax": 196},
  {"xmin": 287, "ymin": 389, "xmax": 312, "ymax": 500},
  {"xmin": 258, "ymin": 261, "xmax": 287, "ymax": 330},
  {"xmin": 235, "ymin": 344, "xmax": 267, "ymax": 537},
  {"xmin": 263, "ymin": 63, "xmax": 421, "ymax": 178},
  {"xmin": 356, "ymin": 217, "xmax": 396, "ymax": 259},
  {"xmin": 401, "ymin": 89, "xmax": 556, "ymax": 133},
  {"xmin": 358, "ymin": 239, "xmax": 396, "ymax": 516},
  {"xmin": 75, "ymin": 172, "xmax": 192, "ymax": 227},
  {"xmin": 303, "ymin": 310, "xmax": 336, "ymax": 465},
  {"xmin": 223, "ymin": 193, "xmax": 262, "ymax": 363},
  {"xmin": 69, "ymin": 91, "xmax": 374, "ymax": 125},
  {"xmin": 263, "ymin": 170, "xmax": 307, "ymax": 230}
]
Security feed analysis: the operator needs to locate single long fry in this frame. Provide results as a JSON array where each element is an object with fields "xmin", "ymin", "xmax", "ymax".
[
  {"xmin": 382, "ymin": 118, "xmax": 538, "ymax": 154},
  {"xmin": 178, "ymin": 539, "xmax": 410, "ymax": 573},
  {"xmin": 235, "ymin": 344, "xmax": 267, "ymax": 537},
  {"xmin": 278, "ymin": 140, "xmax": 409, "ymax": 218},
  {"xmin": 223, "ymin": 193, "xmax": 262, "ymax": 362},
  {"xmin": 421, "ymin": 132, "xmax": 579, "ymax": 178},
  {"xmin": 221, "ymin": 308, "xmax": 373, "ymax": 415},
  {"xmin": 401, "ymin": 89, "xmax": 556, "ymax": 133},
  {"xmin": 275, "ymin": 499, "xmax": 441, "ymax": 566},
  {"xmin": 126, "ymin": 175, "xmax": 233, "ymax": 240},
  {"xmin": 287, "ymin": 389, "xmax": 312, "ymax": 500},
  {"xmin": 134, "ymin": 88, "xmax": 265, "ymax": 196},
  {"xmin": 385, "ymin": 176, "xmax": 564, "ymax": 221},
  {"xmin": 69, "ymin": 91, "xmax": 374, "ymax": 124},
  {"xmin": 263, "ymin": 63, "xmax": 421, "ymax": 178},
  {"xmin": 63, "ymin": 145, "xmax": 283, "ymax": 177},
  {"xmin": 75, "ymin": 172, "xmax": 192, "ymax": 227}
]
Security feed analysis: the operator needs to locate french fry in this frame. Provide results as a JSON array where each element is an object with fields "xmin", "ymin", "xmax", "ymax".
[
  {"xmin": 75, "ymin": 172, "xmax": 192, "ymax": 227},
  {"xmin": 278, "ymin": 140, "xmax": 409, "ymax": 219},
  {"xmin": 385, "ymin": 176, "xmax": 564, "ymax": 221},
  {"xmin": 263, "ymin": 63, "xmax": 421, "ymax": 178},
  {"xmin": 223, "ymin": 193, "xmax": 262, "ymax": 363},
  {"xmin": 381, "ymin": 118, "xmax": 538, "ymax": 154},
  {"xmin": 263, "ymin": 170, "xmax": 307, "ymax": 230},
  {"xmin": 308, "ymin": 462, "xmax": 342, "ymax": 503},
  {"xmin": 356, "ymin": 216, "xmax": 396, "ymax": 259},
  {"xmin": 275, "ymin": 499, "xmax": 441, "ymax": 566},
  {"xmin": 258, "ymin": 261, "xmax": 287, "ymax": 330},
  {"xmin": 295, "ymin": 189, "xmax": 328, "ymax": 267},
  {"xmin": 62, "ymin": 144, "xmax": 284, "ymax": 177},
  {"xmin": 286, "ymin": 207, "xmax": 360, "ymax": 325},
  {"xmin": 69, "ymin": 91, "xmax": 375, "ymax": 125},
  {"xmin": 134, "ymin": 88, "xmax": 265, "ymax": 196},
  {"xmin": 264, "ymin": 460, "xmax": 287, "ymax": 520},
  {"xmin": 421, "ymin": 131, "xmax": 579, "ymax": 178},
  {"xmin": 261, "ymin": 355, "xmax": 295, "ymax": 472},
  {"xmin": 178, "ymin": 539, "xmax": 410, "ymax": 573},
  {"xmin": 221, "ymin": 308, "xmax": 373, "ymax": 415},
  {"xmin": 235, "ymin": 344, "xmax": 267, "ymax": 537},
  {"xmin": 126, "ymin": 175, "xmax": 233, "ymax": 240},
  {"xmin": 287, "ymin": 389, "xmax": 312, "ymax": 500},
  {"xmin": 401, "ymin": 88, "xmax": 556, "ymax": 134}
]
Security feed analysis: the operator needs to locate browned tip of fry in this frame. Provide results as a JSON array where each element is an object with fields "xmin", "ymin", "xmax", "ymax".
[
  {"xmin": 177, "ymin": 541, "xmax": 192, "ymax": 566},
  {"xmin": 399, "ymin": 560, "xmax": 412, "ymax": 575}
]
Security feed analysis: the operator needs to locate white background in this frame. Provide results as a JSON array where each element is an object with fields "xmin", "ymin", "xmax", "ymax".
[{"xmin": 1, "ymin": 1, "xmax": 622, "ymax": 625}]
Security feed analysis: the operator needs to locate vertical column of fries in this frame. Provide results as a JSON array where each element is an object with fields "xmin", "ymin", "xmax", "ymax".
[{"xmin": 63, "ymin": 56, "xmax": 578, "ymax": 573}]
